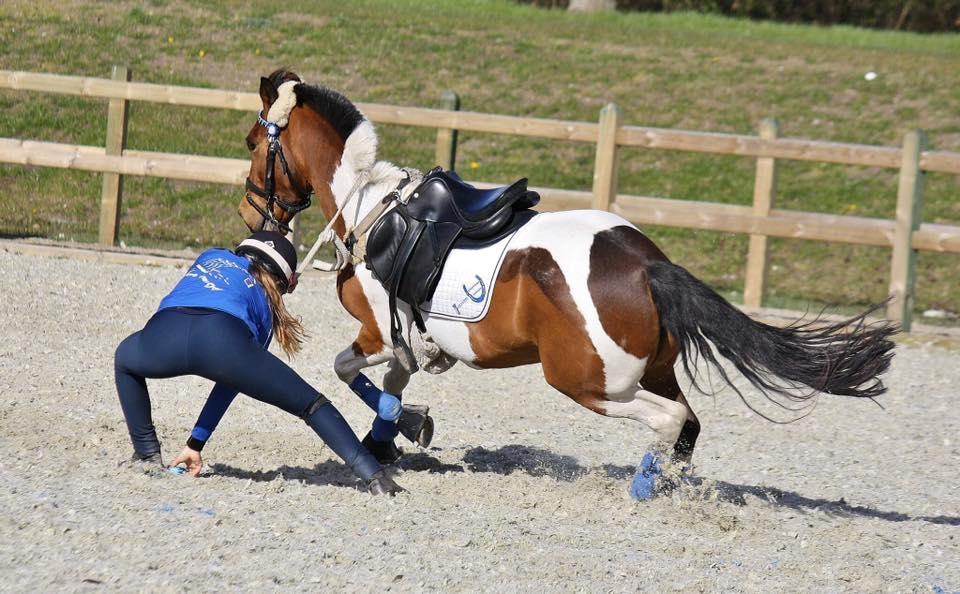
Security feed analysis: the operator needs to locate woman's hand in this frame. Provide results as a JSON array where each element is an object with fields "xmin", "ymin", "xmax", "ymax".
[{"xmin": 170, "ymin": 446, "xmax": 203, "ymax": 477}]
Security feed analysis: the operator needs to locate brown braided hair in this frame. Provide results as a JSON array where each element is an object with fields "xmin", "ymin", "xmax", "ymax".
[{"xmin": 249, "ymin": 260, "xmax": 306, "ymax": 357}]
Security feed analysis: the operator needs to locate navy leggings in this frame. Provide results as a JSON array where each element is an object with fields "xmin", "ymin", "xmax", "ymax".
[{"xmin": 114, "ymin": 308, "xmax": 381, "ymax": 481}]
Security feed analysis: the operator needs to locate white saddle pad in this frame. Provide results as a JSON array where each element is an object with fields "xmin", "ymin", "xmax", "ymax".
[{"xmin": 419, "ymin": 228, "xmax": 522, "ymax": 322}]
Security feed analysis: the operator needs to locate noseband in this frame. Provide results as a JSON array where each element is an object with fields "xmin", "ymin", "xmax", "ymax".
[{"xmin": 245, "ymin": 115, "xmax": 313, "ymax": 234}]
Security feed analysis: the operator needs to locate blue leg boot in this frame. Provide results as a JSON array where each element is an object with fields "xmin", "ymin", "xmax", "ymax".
[
  {"xmin": 629, "ymin": 451, "xmax": 664, "ymax": 501},
  {"xmin": 350, "ymin": 373, "xmax": 402, "ymax": 422},
  {"xmin": 351, "ymin": 374, "xmax": 402, "ymax": 463},
  {"xmin": 350, "ymin": 374, "xmax": 434, "ymax": 462}
]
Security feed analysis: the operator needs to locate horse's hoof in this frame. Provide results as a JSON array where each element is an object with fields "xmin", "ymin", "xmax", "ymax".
[
  {"xmin": 362, "ymin": 431, "xmax": 403, "ymax": 464},
  {"xmin": 628, "ymin": 451, "xmax": 663, "ymax": 501},
  {"xmin": 656, "ymin": 463, "xmax": 693, "ymax": 494},
  {"xmin": 397, "ymin": 404, "xmax": 434, "ymax": 448},
  {"xmin": 366, "ymin": 470, "xmax": 405, "ymax": 496}
]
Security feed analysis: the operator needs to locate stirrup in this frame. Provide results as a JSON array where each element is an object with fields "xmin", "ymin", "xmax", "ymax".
[{"xmin": 397, "ymin": 404, "xmax": 434, "ymax": 448}]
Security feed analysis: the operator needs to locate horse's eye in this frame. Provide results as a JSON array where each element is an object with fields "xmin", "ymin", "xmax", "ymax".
[{"xmin": 246, "ymin": 138, "xmax": 256, "ymax": 151}]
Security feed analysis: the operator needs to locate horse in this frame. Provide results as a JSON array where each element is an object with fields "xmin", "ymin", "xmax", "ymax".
[{"xmin": 239, "ymin": 69, "xmax": 897, "ymax": 497}]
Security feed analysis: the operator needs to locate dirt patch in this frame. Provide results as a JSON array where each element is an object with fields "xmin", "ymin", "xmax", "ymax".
[{"xmin": 1, "ymin": 249, "xmax": 958, "ymax": 590}]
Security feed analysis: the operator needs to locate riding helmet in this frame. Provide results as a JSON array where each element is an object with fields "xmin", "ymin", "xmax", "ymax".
[{"xmin": 236, "ymin": 231, "xmax": 297, "ymax": 292}]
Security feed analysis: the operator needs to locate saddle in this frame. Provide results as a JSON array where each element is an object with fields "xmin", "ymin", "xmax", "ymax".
[{"xmin": 365, "ymin": 167, "xmax": 540, "ymax": 371}]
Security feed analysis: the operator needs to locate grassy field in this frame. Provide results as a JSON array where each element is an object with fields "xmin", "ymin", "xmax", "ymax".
[{"xmin": 1, "ymin": 0, "xmax": 958, "ymax": 317}]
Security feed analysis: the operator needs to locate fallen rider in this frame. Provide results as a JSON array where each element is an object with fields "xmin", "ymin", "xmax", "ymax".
[{"xmin": 113, "ymin": 231, "xmax": 405, "ymax": 495}]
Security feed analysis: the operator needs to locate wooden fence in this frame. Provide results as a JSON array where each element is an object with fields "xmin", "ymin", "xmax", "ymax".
[{"xmin": 2, "ymin": 68, "xmax": 960, "ymax": 331}]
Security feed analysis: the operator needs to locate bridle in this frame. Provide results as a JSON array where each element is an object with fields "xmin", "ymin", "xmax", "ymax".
[
  {"xmin": 244, "ymin": 96, "xmax": 421, "ymax": 276},
  {"xmin": 244, "ymin": 114, "xmax": 313, "ymax": 234}
]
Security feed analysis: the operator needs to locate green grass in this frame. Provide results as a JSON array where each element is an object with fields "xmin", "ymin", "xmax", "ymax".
[{"xmin": 1, "ymin": 0, "xmax": 958, "ymax": 320}]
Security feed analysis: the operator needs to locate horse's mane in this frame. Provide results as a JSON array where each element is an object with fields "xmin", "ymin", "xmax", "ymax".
[{"xmin": 267, "ymin": 69, "xmax": 365, "ymax": 142}]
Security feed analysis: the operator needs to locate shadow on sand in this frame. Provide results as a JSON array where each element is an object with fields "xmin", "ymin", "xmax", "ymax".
[
  {"xmin": 691, "ymin": 477, "xmax": 960, "ymax": 527},
  {"xmin": 213, "ymin": 444, "xmax": 959, "ymax": 526},
  {"xmin": 411, "ymin": 445, "xmax": 960, "ymax": 526},
  {"xmin": 209, "ymin": 460, "xmax": 364, "ymax": 491}
]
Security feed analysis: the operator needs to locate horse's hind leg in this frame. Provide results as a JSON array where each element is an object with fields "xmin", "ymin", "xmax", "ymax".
[
  {"xmin": 640, "ymin": 363, "xmax": 701, "ymax": 467},
  {"xmin": 538, "ymin": 338, "xmax": 692, "ymax": 500},
  {"xmin": 538, "ymin": 351, "xmax": 688, "ymax": 461},
  {"xmin": 542, "ymin": 361, "xmax": 689, "ymax": 500},
  {"xmin": 597, "ymin": 389, "xmax": 689, "ymax": 459}
]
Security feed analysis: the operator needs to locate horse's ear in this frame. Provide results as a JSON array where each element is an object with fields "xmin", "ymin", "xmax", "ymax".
[
  {"xmin": 259, "ymin": 76, "xmax": 279, "ymax": 110},
  {"xmin": 281, "ymin": 71, "xmax": 302, "ymax": 84}
]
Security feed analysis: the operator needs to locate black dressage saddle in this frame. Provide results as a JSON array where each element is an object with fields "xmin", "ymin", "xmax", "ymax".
[{"xmin": 365, "ymin": 167, "xmax": 539, "ymax": 369}]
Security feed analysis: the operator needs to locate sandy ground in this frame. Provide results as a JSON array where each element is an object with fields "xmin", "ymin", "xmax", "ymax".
[{"xmin": 0, "ymin": 248, "xmax": 958, "ymax": 592}]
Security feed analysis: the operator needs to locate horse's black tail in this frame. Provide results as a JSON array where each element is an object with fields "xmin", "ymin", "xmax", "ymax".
[{"xmin": 646, "ymin": 260, "xmax": 898, "ymax": 410}]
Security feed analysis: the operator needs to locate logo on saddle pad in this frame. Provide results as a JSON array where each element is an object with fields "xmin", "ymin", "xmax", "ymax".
[
  {"xmin": 452, "ymin": 275, "xmax": 486, "ymax": 314},
  {"xmin": 420, "ymin": 230, "xmax": 521, "ymax": 322}
]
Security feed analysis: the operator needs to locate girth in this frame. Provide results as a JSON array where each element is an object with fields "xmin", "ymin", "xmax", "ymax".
[{"xmin": 364, "ymin": 168, "xmax": 539, "ymax": 371}]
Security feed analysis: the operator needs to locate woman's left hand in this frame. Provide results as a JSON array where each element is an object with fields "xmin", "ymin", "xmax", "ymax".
[{"xmin": 170, "ymin": 446, "xmax": 203, "ymax": 477}]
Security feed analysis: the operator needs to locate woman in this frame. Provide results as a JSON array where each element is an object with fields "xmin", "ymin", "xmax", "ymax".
[{"xmin": 114, "ymin": 230, "xmax": 402, "ymax": 495}]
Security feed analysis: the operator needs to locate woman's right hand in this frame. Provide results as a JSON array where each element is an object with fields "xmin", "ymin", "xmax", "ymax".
[{"xmin": 170, "ymin": 446, "xmax": 203, "ymax": 477}]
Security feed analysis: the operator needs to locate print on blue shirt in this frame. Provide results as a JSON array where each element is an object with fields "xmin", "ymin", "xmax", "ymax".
[{"xmin": 158, "ymin": 249, "xmax": 272, "ymax": 346}]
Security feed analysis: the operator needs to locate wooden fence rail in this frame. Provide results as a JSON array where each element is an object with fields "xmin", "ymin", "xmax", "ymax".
[
  {"xmin": 2, "ymin": 68, "xmax": 959, "ymax": 331},
  {"xmin": 6, "ymin": 69, "xmax": 960, "ymax": 175}
]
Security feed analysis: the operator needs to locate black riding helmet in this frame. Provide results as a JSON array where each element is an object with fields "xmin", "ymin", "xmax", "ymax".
[{"xmin": 236, "ymin": 231, "xmax": 298, "ymax": 293}]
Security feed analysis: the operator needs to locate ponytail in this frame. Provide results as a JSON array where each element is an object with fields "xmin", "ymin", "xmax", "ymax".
[{"xmin": 249, "ymin": 261, "xmax": 306, "ymax": 357}]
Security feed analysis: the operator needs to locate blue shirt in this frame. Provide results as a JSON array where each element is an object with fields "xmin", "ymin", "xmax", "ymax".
[
  {"xmin": 159, "ymin": 249, "xmax": 272, "ymax": 346},
  {"xmin": 158, "ymin": 248, "xmax": 274, "ymax": 445}
]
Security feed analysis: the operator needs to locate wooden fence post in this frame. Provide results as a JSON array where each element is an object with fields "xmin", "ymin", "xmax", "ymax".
[
  {"xmin": 434, "ymin": 90, "xmax": 460, "ymax": 171},
  {"xmin": 98, "ymin": 65, "xmax": 130, "ymax": 245},
  {"xmin": 743, "ymin": 118, "xmax": 779, "ymax": 308},
  {"xmin": 887, "ymin": 129, "xmax": 926, "ymax": 331},
  {"xmin": 591, "ymin": 103, "xmax": 621, "ymax": 211}
]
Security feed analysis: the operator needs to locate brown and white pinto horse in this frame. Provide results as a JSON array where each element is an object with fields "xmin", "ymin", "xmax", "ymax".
[{"xmin": 240, "ymin": 70, "xmax": 896, "ymax": 493}]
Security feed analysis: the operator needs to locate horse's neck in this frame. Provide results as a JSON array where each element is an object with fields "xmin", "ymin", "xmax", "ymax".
[{"xmin": 333, "ymin": 161, "xmax": 412, "ymax": 231}]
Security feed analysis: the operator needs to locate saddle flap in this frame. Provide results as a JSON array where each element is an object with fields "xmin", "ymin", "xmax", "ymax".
[
  {"xmin": 397, "ymin": 221, "xmax": 462, "ymax": 305},
  {"xmin": 365, "ymin": 208, "xmax": 410, "ymax": 285}
]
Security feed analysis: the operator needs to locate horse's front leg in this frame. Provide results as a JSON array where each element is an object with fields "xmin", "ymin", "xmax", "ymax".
[
  {"xmin": 333, "ymin": 330, "xmax": 433, "ymax": 463},
  {"xmin": 382, "ymin": 357, "xmax": 411, "ymax": 397},
  {"xmin": 335, "ymin": 268, "xmax": 432, "ymax": 462},
  {"xmin": 333, "ymin": 326, "xmax": 406, "ymax": 463}
]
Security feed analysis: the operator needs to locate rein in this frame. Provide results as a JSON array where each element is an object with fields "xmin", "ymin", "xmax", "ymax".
[
  {"xmin": 245, "ymin": 115, "xmax": 313, "ymax": 235},
  {"xmin": 296, "ymin": 170, "xmax": 370, "ymax": 274},
  {"xmin": 299, "ymin": 167, "xmax": 420, "ymax": 274}
]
